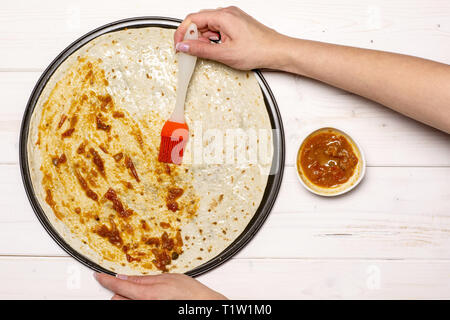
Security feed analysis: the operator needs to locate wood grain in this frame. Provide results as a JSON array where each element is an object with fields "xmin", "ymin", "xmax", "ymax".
[
  {"xmin": 2, "ymin": 165, "xmax": 448, "ymax": 259},
  {"xmin": 0, "ymin": 0, "xmax": 449, "ymax": 70},
  {"xmin": 0, "ymin": 0, "xmax": 449, "ymax": 299},
  {"xmin": 0, "ymin": 256, "xmax": 449, "ymax": 299},
  {"xmin": 1, "ymin": 72, "xmax": 449, "ymax": 167}
]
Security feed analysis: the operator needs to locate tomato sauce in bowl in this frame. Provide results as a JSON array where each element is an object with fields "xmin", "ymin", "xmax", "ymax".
[{"xmin": 296, "ymin": 128, "xmax": 365, "ymax": 196}]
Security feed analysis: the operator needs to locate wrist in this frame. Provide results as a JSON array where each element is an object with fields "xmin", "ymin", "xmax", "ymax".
[{"xmin": 264, "ymin": 35, "xmax": 306, "ymax": 74}]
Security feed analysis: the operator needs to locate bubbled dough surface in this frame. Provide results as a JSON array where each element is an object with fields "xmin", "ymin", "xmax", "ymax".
[{"xmin": 28, "ymin": 27, "xmax": 273, "ymax": 274}]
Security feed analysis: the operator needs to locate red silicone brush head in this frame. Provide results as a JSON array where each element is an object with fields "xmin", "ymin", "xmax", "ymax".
[{"xmin": 158, "ymin": 121, "xmax": 189, "ymax": 165}]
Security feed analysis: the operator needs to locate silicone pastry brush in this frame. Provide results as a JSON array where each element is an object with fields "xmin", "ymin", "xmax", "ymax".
[{"xmin": 158, "ymin": 23, "xmax": 198, "ymax": 165}]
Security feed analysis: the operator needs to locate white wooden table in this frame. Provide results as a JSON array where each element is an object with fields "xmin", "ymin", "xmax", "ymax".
[{"xmin": 1, "ymin": 0, "xmax": 449, "ymax": 299}]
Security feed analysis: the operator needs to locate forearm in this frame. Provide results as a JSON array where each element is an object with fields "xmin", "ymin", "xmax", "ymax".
[{"xmin": 270, "ymin": 36, "xmax": 450, "ymax": 133}]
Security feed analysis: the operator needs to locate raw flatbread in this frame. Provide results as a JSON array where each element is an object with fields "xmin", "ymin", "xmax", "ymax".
[{"xmin": 27, "ymin": 27, "xmax": 273, "ymax": 274}]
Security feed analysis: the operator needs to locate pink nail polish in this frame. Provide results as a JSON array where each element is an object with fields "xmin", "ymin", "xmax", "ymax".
[
  {"xmin": 116, "ymin": 274, "xmax": 128, "ymax": 280},
  {"xmin": 175, "ymin": 42, "xmax": 189, "ymax": 53}
]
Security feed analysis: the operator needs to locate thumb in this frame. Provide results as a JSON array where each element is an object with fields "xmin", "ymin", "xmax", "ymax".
[{"xmin": 175, "ymin": 40, "xmax": 223, "ymax": 60}]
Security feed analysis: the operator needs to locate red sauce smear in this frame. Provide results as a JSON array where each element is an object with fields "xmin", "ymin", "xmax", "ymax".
[
  {"xmin": 57, "ymin": 114, "xmax": 67, "ymax": 129},
  {"xmin": 61, "ymin": 128, "xmax": 75, "ymax": 138},
  {"xmin": 126, "ymin": 254, "xmax": 141, "ymax": 263},
  {"xmin": 96, "ymin": 115, "xmax": 111, "ymax": 131},
  {"xmin": 52, "ymin": 153, "xmax": 67, "ymax": 167},
  {"xmin": 113, "ymin": 152, "xmax": 123, "ymax": 162},
  {"xmin": 168, "ymin": 187, "xmax": 183, "ymax": 200},
  {"xmin": 141, "ymin": 220, "xmax": 149, "ymax": 231},
  {"xmin": 141, "ymin": 231, "xmax": 183, "ymax": 271},
  {"xmin": 166, "ymin": 187, "xmax": 184, "ymax": 212},
  {"xmin": 167, "ymin": 201, "xmax": 179, "ymax": 212},
  {"xmin": 96, "ymin": 217, "xmax": 123, "ymax": 247},
  {"xmin": 151, "ymin": 231, "xmax": 184, "ymax": 271},
  {"xmin": 45, "ymin": 189, "xmax": 56, "ymax": 207},
  {"xmin": 99, "ymin": 144, "xmax": 108, "ymax": 154},
  {"xmin": 98, "ymin": 94, "xmax": 113, "ymax": 110},
  {"xmin": 70, "ymin": 115, "xmax": 78, "ymax": 128},
  {"xmin": 151, "ymin": 249, "xmax": 171, "ymax": 272},
  {"xmin": 74, "ymin": 168, "xmax": 98, "ymax": 201},
  {"xmin": 112, "ymin": 111, "xmax": 125, "ymax": 118},
  {"xmin": 104, "ymin": 188, "xmax": 133, "ymax": 218},
  {"xmin": 89, "ymin": 148, "xmax": 105, "ymax": 176},
  {"xmin": 77, "ymin": 141, "xmax": 86, "ymax": 154},
  {"xmin": 125, "ymin": 156, "xmax": 140, "ymax": 182},
  {"xmin": 161, "ymin": 232, "xmax": 174, "ymax": 251},
  {"xmin": 160, "ymin": 222, "xmax": 171, "ymax": 229},
  {"xmin": 44, "ymin": 189, "xmax": 63, "ymax": 220},
  {"xmin": 144, "ymin": 237, "xmax": 160, "ymax": 246}
]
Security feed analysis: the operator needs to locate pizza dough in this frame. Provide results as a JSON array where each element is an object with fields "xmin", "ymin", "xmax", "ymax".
[{"xmin": 27, "ymin": 27, "xmax": 273, "ymax": 274}]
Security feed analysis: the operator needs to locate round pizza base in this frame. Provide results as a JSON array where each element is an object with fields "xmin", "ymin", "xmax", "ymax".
[{"xmin": 27, "ymin": 26, "xmax": 274, "ymax": 274}]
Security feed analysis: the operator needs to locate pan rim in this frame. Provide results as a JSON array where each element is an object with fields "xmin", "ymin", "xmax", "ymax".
[{"xmin": 19, "ymin": 16, "xmax": 285, "ymax": 277}]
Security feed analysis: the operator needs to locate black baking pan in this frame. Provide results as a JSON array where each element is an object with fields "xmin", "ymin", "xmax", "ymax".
[{"xmin": 19, "ymin": 17, "xmax": 285, "ymax": 277}]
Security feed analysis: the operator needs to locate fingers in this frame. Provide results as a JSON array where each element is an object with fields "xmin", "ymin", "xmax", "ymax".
[
  {"xmin": 201, "ymin": 31, "xmax": 220, "ymax": 41},
  {"xmin": 124, "ymin": 274, "xmax": 166, "ymax": 285},
  {"xmin": 94, "ymin": 272, "xmax": 145, "ymax": 300},
  {"xmin": 96, "ymin": 272, "xmax": 227, "ymax": 300},
  {"xmin": 174, "ymin": 9, "xmax": 227, "ymax": 45},
  {"xmin": 175, "ymin": 39, "xmax": 225, "ymax": 60}
]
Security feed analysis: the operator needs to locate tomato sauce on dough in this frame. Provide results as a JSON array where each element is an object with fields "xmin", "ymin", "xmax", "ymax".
[{"xmin": 298, "ymin": 130, "xmax": 358, "ymax": 188}]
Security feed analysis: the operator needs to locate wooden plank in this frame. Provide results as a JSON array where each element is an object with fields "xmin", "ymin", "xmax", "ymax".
[
  {"xmin": 0, "ymin": 256, "xmax": 448, "ymax": 299},
  {"xmin": 264, "ymin": 72, "xmax": 450, "ymax": 167},
  {"xmin": 1, "ymin": 165, "xmax": 449, "ymax": 259},
  {"xmin": 1, "ymin": 0, "xmax": 449, "ymax": 70},
  {"xmin": 0, "ymin": 73, "xmax": 40, "ymax": 164},
  {"xmin": 0, "ymin": 0, "xmax": 449, "ymax": 301},
  {"xmin": 201, "ymin": 259, "xmax": 450, "ymax": 300},
  {"xmin": 1, "ymin": 72, "xmax": 449, "ymax": 167}
]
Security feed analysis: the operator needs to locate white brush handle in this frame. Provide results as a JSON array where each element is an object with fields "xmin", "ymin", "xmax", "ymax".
[{"xmin": 170, "ymin": 23, "xmax": 198, "ymax": 123}]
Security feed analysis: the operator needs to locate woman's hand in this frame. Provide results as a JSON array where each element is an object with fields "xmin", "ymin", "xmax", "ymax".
[
  {"xmin": 174, "ymin": 6, "xmax": 285, "ymax": 70},
  {"xmin": 176, "ymin": 7, "xmax": 449, "ymax": 132},
  {"xmin": 94, "ymin": 272, "xmax": 227, "ymax": 300}
]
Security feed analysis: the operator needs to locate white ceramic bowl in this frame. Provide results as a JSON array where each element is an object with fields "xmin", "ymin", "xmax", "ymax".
[{"xmin": 295, "ymin": 127, "xmax": 366, "ymax": 197}]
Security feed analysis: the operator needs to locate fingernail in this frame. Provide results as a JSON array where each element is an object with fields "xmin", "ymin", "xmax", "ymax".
[
  {"xmin": 93, "ymin": 272, "xmax": 99, "ymax": 280},
  {"xmin": 116, "ymin": 274, "xmax": 128, "ymax": 280},
  {"xmin": 175, "ymin": 42, "xmax": 189, "ymax": 53},
  {"xmin": 209, "ymin": 36, "xmax": 219, "ymax": 41}
]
